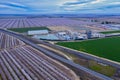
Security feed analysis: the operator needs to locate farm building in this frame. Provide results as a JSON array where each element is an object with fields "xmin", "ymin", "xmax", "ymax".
[
  {"xmin": 58, "ymin": 31, "xmax": 67, "ymax": 35},
  {"xmin": 33, "ymin": 34, "xmax": 59, "ymax": 40},
  {"xmin": 28, "ymin": 30, "xmax": 49, "ymax": 35},
  {"xmin": 77, "ymin": 34, "xmax": 87, "ymax": 40}
]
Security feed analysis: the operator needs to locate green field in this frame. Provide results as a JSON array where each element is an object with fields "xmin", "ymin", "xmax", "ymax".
[
  {"xmin": 57, "ymin": 37, "xmax": 120, "ymax": 62},
  {"xmin": 88, "ymin": 61, "xmax": 116, "ymax": 77},
  {"xmin": 8, "ymin": 27, "xmax": 50, "ymax": 33},
  {"xmin": 100, "ymin": 30, "xmax": 120, "ymax": 34}
]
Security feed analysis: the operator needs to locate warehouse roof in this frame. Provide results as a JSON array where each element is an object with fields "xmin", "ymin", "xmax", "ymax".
[{"xmin": 28, "ymin": 30, "xmax": 49, "ymax": 35}]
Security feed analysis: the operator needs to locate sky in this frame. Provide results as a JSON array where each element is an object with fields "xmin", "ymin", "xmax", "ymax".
[{"xmin": 0, "ymin": 0, "xmax": 120, "ymax": 14}]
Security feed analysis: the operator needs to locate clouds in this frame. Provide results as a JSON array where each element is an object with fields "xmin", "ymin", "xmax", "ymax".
[
  {"xmin": 0, "ymin": 1, "xmax": 30, "ymax": 13},
  {"xmin": 1, "ymin": 2, "xmax": 29, "ymax": 10},
  {"xmin": 63, "ymin": 0, "xmax": 97, "ymax": 5},
  {"xmin": 61, "ymin": 0, "xmax": 120, "ymax": 13},
  {"xmin": 0, "ymin": 0, "xmax": 120, "ymax": 14}
]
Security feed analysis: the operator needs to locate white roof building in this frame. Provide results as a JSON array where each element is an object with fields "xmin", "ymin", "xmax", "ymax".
[
  {"xmin": 28, "ymin": 30, "xmax": 49, "ymax": 35},
  {"xmin": 77, "ymin": 34, "xmax": 87, "ymax": 39},
  {"xmin": 58, "ymin": 32, "xmax": 66, "ymax": 35}
]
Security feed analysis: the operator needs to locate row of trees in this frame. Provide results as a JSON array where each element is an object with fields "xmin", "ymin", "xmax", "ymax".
[
  {"xmin": 101, "ymin": 21, "xmax": 118, "ymax": 24},
  {"xmin": 91, "ymin": 20, "xmax": 119, "ymax": 24}
]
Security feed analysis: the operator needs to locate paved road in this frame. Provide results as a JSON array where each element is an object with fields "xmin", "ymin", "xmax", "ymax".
[
  {"xmin": 0, "ymin": 29, "xmax": 113, "ymax": 80},
  {"xmin": 38, "ymin": 44, "xmax": 72, "ymax": 60}
]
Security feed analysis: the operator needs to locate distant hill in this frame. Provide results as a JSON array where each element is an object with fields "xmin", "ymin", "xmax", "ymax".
[{"xmin": 0, "ymin": 14, "xmax": 120, "ymax": 18}]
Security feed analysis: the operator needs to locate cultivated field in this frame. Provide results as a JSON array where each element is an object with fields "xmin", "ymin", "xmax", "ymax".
[
  {"xmin": 0, "ymin": 32, "xmax": 25, "ymax": 49},
  {"xmin": 0, "ymin": 32, "xmax": 77, "ymax": 80},
  {"xmin": 0, "ymin": 18, "xmax": 92, "ymax": 28},
  {"xmin": 100, "ymin": 30, "xmax": 120, "ymax": 34},
  {"xmin": 57, "ymin": 36, "xmax": 120, "ymax": 62},
  {"xmin": 0, "ymin": 17, "xmax": 107, "ymax": 32},
  {"xmin": 8, "ymin": 27, "xmax": 50, "ymax": 33}
]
